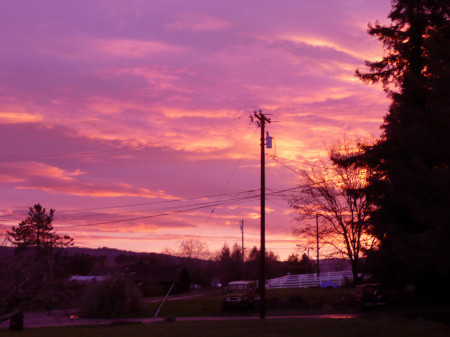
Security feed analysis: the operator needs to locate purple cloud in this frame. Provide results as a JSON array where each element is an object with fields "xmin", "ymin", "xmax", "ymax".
[{"xmin": 0, "ymin": 0, "xmax": 392, "ymax": 258}]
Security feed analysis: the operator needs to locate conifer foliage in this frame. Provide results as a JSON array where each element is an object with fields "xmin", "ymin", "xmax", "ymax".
[
  {"xmin": 8, "ymin": 204, "xmax": 73, "ymax": 251},
  {"xmin": 339, "ymin": 0, "xmax": 450, "ymax": 300}
]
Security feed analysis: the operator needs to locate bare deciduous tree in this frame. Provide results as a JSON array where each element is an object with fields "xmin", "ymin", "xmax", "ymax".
[
  {"xmin": 176, "ymin": 239, "xmax": 210, "ymax": 261},
  {"xmin": 290, "ymin": 139, "xmax": 377, "ymax": 285}
]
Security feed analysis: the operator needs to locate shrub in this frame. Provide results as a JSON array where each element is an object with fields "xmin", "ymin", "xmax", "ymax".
[
  {"xmin": 136, "ymin": 281, "xmax": 167, "ymax": 298},
  {"xmin": 78, "ymin": 275, "xmax": 143, "ymax": 318}
]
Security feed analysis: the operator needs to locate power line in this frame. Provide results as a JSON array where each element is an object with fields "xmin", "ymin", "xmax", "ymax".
[
  {"xmin": 56, "ymin": 193, "xmax": 261, "ymax": 229},
  {"xmin": 1, "ymin": 190, "xmax": 262, "ymax": 219},
  {"xmin": 270, "ymin": 156, "xmax": 302, "ymax": 175},
  {"xmin": 56, "ymin": 189, "xmax": 260, "ymax": 214},
  {"xmin": 0, "ymin": 187, "xmax": 300, "ymax": 226},
  {"xmin": 53, "ymin": 187, "xmax": 302, "ymax": 229},
  {"xmin": 196, "ymin": 126, "xmax": 259, "ymax": 238},
  {"xmin": 56, "ymin": 195, "xmax": 257, "ymax": 223}
]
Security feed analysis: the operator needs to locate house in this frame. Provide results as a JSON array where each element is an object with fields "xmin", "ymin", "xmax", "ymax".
[
  {"xmin": 68, "ymin": 266, "xmax": 122, "ymax": 283},
  {"xmin": 68, "ymin": 275, "xmax": 107, "ymax": 283}
]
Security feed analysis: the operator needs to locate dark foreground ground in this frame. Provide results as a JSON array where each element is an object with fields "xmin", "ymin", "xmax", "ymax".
[{"xmin": 1, "ymin": 316, "xmax": 450, "ymax": 337}]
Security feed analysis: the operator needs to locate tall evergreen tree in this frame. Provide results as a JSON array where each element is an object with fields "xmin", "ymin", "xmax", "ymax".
[
  {"xmin": 335, "ymin": 0, "xmax": 450, "ymax": 301},
  {"xmin": 8, "ymin": 204, "xmax": 73, "ymax": 252},
  {"xmin": 7, "ymin": 204, "xmax": 73, "ymax": 284}
]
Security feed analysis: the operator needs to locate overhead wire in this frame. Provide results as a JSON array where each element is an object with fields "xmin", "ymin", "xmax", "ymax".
[
  {"xmin": 55, "ymin": 189, "xmax": 260, "ymax": 218},
  {"xmin": 270, "ymin": 156, "xmax": 302, "ymax": 175},
  {"xmin": 0, "ymin": 186, "xmax": 301, "ymax": 227},
  {"xmin": 52, "ymin": 186, "xmax": 302, "ymax": 230},
  {"xmin": 195, "ymin": 125, "xmax": 259, "ymax": 238},
  {"xmin": 57, "ymin": 193, "xmax": 261, "ymax": 229},
  {"xmin": 0, "ymin": 113, "xmax": 312, "ymax": 250},
  {"xmin": 56, "ymin": 195, "xmax": 257, "ymax": 223}
]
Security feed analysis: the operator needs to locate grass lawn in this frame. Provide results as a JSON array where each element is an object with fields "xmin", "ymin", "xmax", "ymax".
[
  {"xmin": 135, "ymin": 287, "xmax": 354, "ymax": 318},
  {"xmin": 1, "ymin": 318, "xmax": 449, "ymax": 337}
]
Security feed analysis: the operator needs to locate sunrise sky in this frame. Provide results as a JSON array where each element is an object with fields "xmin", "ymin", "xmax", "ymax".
[{"xmin": 0, "ymin": 0, "xmax": 392, "ymax": 259}]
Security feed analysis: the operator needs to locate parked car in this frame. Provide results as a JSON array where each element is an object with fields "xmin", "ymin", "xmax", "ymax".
[
  {"xmin": 354, "ymin": 284, "xmax": 387, "ymax": 308},
  {"xmin": 222, "ymin": 281, "xmax": 257, "ymax": 311}
]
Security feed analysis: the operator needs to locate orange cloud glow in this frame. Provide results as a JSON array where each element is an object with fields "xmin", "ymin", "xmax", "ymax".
[
  {"xmin": 0, "ymin": 112, "xmax": 43, "ymax": 124},
  {"xmin": 0, "ymin": 0, "xmax": 393, "ymax": 259}
]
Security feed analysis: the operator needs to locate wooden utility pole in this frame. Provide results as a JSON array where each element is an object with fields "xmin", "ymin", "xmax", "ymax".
[
  {"xmin": 241, "ymin": 219, "xmax": 244, "ymax": 278},
  {"xmin": 252, "ymin": 110, "xmax": 270, "ymax": 320},
  {"xmin": 241, "ymin": 219, "xmax": 244, "ymax": 262},
  {"xmin": 316, "ymin": 214, "xmax": 320, "ymax": 278}
]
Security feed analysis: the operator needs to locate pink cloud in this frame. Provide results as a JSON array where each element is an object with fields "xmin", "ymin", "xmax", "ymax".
[
  {"xmin": 0, "ymin": 162, "xmax": 176, "ymax": 199},
  {"xmin": 167, "ymin": 12, "xmax": 232, "ymax": 32},
  {"xmin": 95, "ymin": 39, "xmax": 189, "ymax": 58},
  {"xmin": 0, "ymin": 0, "xmax": 393, "ymax": 259}
]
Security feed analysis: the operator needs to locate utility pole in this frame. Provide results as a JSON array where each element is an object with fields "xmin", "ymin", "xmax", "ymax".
[
  {"xmin": 316, "ymin": 214, "xmax": 320, "ymax": 278},
  {"xmin": 240, "ymin": 219, "xmax": 244, "ymax": 278},
  {"xmin": 241, "ymin": 219, "xmax": 244, "ymax": 263},
  {"xmin": 307, "ymin": 248, "xmax": 310, "ymax": 274},
  {"xmin": 252, "ymin": 110, "xmax": 271, "ymax": 320}
]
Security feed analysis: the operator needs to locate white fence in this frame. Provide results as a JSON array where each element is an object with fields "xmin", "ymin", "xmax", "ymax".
[{"xmin": 265, "ymin": 271, "xmax": 354, "ymax": 289}]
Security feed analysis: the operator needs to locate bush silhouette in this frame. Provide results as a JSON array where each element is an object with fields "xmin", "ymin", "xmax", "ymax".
[{"xmin": 78, "ymin": 275, "xmax": 142, "ymax": 318}]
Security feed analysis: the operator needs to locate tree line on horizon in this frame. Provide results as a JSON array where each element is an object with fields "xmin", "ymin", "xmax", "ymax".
[{"xmin": 1, "ymin": 205, "xmax": 316, "ymax": 289}]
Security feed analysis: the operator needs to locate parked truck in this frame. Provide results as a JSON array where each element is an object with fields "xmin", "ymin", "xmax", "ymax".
[{"xmin": 222, "ymin": 280, "xmax": 257, "ymax": 311}]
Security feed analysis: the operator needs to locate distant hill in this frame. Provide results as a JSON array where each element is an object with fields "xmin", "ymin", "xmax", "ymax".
[
  {"xmin": 0, "ymin": 245, "xmax": 138, "ymax": 258},
  {"xmin": 0, "ymin": 246, "xmax": 179, "ymax": 265},
  {"xmin": 64, "ymin": 247, "xmax": 180, "ymax": 265},
  {"xmin": 66, "ymin": 246, "xmax": 152, "ymax": 259}
]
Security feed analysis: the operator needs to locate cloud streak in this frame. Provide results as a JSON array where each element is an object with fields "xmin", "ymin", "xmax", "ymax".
[{"xmin": 0, "ymin": 162, "xmax": 176, "ymax": 199}]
